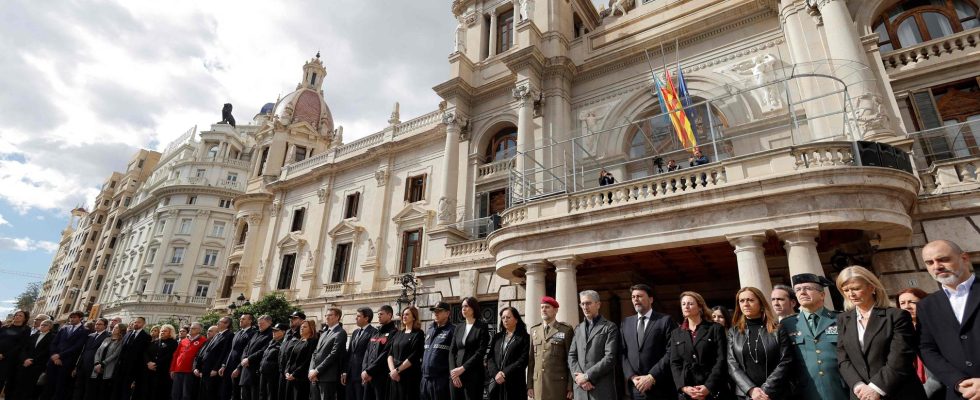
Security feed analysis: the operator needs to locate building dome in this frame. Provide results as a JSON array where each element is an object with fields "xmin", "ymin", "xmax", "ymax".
[
  {"xmin": 272, "ymin": 54, "xmax": 335, "ymax": 136},
  {"xmin": 259, "ymin": 102, "xmax": 275, "ymax": 115}
]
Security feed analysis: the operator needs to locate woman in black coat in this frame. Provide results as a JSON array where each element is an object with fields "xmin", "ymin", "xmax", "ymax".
[
  {"xmin": 0, "ymin": 310, "xmax": 30, "ymax": 397},
  {"xmin": 13, "ymin": 319, "xmax": 54, "ymax": 400},
  {"xmin": 835, "ymin": 266, "xmax": 926, "ymax": 400},
  {"xmin": 726, "ymin": 287, "xmax": 794, "ymax": 400},
  {"xmin": 147, "ymin": 325, "xmax": 179, "ymax": 400},
  {"xmin": 386, "ymin": 306, "xmax": 425, "ymax": 400},
  {"xmin": 670, "ymin": 292, "xmax": 730, "ymax": 400},
  {"xmin": 450, "ymin": 297, "xmax": 491, "ymax": 400},
  {"xmin": 486, "ymin": 307, "xmax": 529, "ymax": 400},
  {"xmin": 284, "ymin": 320, "xmax": 316, "ymax": 400}
]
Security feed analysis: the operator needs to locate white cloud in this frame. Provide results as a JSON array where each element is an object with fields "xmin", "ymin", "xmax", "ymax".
[
  {"xmin": 0, "ymin": 214, "xmax": 9, "ymax": 227},
  {"xmin": 0, "ymin": 1, "xmax": 456, "ymax": 213},
  {"xmin": 0, "ymin": 236, "xmax": 59, "ymax": 253}
]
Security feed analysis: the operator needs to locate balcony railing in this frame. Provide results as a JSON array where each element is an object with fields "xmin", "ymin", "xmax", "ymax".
[
  {"xmin": 882, "ymin": 28, "xmax": 980, "ymax": 72},
  {"xmin": 453, "ymin": 216, "xmax": 499, "ymax": 239},
  {"xmin": 157, "ymin": 177, "xmax": 245, "ymax": 192},
  {"xmin": 478, "ymin": 158, "xmax": 515, "ymax": 178},
  {"xmin": 909, "ymin": 120, "xmax": 980, "ymax": 195},
  {"xmin": 447, "ymin": 239, "xmax": 490, "ymax": 258}
]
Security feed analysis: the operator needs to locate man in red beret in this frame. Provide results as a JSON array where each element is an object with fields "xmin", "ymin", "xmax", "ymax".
[{"xmin": 528, "ymin": 296, "xmax": 575, "ymax": 400}]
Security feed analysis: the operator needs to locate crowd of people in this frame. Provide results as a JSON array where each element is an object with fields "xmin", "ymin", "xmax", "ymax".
[{"xmin": 0, "ymin": 238, "xmax": 978, "ymax": 400}]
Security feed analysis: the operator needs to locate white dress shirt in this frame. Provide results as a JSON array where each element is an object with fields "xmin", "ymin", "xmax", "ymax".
[
  {"xmin": 943, "ymin": 274, "xmax": 976, "ymax": 324},
  {"xmin": 854, "ymin": 308, "xmax": 886, "ymax": 396}
]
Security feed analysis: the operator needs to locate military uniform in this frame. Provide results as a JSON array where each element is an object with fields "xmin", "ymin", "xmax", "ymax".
[
  {"xmin": 528, "ymin": 320, "xmax": 575, "ymax": 400},
  {"xmin": 783, "ymin": 307, "xmax": 848, "ymax": 400}
]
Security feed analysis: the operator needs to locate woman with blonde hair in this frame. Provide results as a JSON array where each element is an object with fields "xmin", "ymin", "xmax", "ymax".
[
  {"xmin": 670, "ymin": 291, "xmax": 731, "ymax": 399},
  {"xmin": 726, "ymin": 287, "xmax": 793, "ymax": 400},
  {"xmin": 835, "ymin": 266, "xmax": 925, "ymax": 400}
]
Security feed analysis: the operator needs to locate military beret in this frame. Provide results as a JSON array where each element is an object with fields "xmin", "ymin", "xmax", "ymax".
[
  {"xmin": 541, "ymin": 296, "xmax": 559, "ymax": 308},
  {"xmin": 791, "ymin": 273, "xmax": 832, "ymax": 287}
]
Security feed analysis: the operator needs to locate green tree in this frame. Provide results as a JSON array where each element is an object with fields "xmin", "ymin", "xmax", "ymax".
[
  {"xmin": 231, "ymin": 292, "xmax": 300, "ymax": 325},
  {"xmin": 15, "ymin": 282, "xmax": 41, "ymax": 311},
  {"xmin": 198, "ymin": 310, "xmax": 223, "ymax": 329}
]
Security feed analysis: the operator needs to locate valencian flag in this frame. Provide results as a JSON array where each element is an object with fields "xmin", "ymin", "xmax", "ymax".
[{"xmin": 654, "ymin": 70, "xmax": 698, "ymax": 152}]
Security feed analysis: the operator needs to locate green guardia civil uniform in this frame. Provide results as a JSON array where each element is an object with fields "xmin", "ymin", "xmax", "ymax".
[
  {"xmin": 783, "ymin": 307, "xmax": 849, "ymax": 400},
  {"xmin": 527, "ymin": 320, "xmax": 575, "ymax": 400}
]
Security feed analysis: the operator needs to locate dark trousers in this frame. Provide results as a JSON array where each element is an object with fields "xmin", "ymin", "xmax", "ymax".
[
  {"xmin": 83, "ymin": 377, "xmax": 113, "ymax": 400},
  {"xmin": 172, "ymin": 372, "xmax": 199, "ymax": 400},
  {"xmin": 258, "ymin": 372, "xmax": 279, "ymax": 400},
  {"xmin": 419, "ymin": 376, "xmax": 449, "ymax": 400},
  {"xmin": 311, "ymin": 381, "xmax": 339, "ymax": 400},
  {"xmin": 344, "ymin": 374, "xmax": 373, "ymax": 400},
  {"xmin": 115, "ymin": 371, "xmax": 142, "ymax": 400},
  {"xmin": 286, "ymin": 379, "xmax": 309, "ymax": 400},
  {"xmin": 72, "ymin": 368, "xmax": 93, "ymax": 400},
  {"xmin": 221, "ymin": 374, "xmax": 239, "ymax": 400},
  {"xmin": 44, "ymin": 364, "xmax": 75, "ymax": 400},
  {"xmin": 200, "ymin": 374, "xmax": 222, "ymax": 400},
  {"xmin": 366, "ymin": 375, "xmax": 388, "ymax": 400},
  {"xmin": 240, "ymin": 381, "xmax": 260, "ymax": 400}
]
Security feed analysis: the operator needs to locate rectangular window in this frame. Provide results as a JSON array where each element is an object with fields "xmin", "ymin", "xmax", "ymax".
[
  {"xmin": 186, "ymin": 196, "xmax": 197, "ymax": 205},
  {"xmin": 170, "ymin": 247, "xmax": 185, "ymax": 264},
  {"xmin": 277, "ymin": 253, "xmax": 296, "ymax": 290},
  {"xmin": 203, "ymin": 249, "xmax": 219, "ymax": 266},
  {"xmin": 195, "ymin": 281, "xmax": 210, "ymax": 297},
  {"xmin": 95, "ymin": 275, "xmax": 103, "ymax": 290},
  {"xmin": 331, "ymin": 243, "xmax": 352, "ymax": 283},
  {"xmin": 257, "ymin": 146, "xmax": 270, "ymax": 176},
  {"xmin": 137, "ymin": 159, "xmax": 145, "ymax": 168},
  {"xmin": 179, "ymin": 218, "xmax": 192, "ymax": 234},
  {"xmin": 405, "ymin": 174, "xmax": 427, "ymax": 202},
  {"xmin": 344, "ymin": 193, "xmax": 360, "ymax": 219},
  {"xmin": 291, "ymin": 208, "xmax": 306, "ymax": 232},
  {"xmin": 497, "ymin": 9, "xmax": 515, "ymax": 54},
  {"xmin": 138, "ymin": 279, "xmax": 147, "ymax": 293},
  {"xmin": 211, "ymin": 221, "xmax": 226, "ymax": 237},
  {"xmin": 157, "ymin": 220, "xmax": 166, "ymax": 234},
  {"xmin": 124, "ymin": 197, "xmax": 132, "ymax": 207},
  {"xmin": 295, "ymin": 146, "xmax": 308, "ymax": 162},
  {"xmin": 219, "ymin": 199, "xmax": 233, "ymax": 208},
  {"xmin": 195, "ymin": 169, "xmax": 206, "ymax": 178},
  {"xmin": 108, "ymin": 236, "xmax": 117, "ymax": 249},
  {"xmin": 226, "ymin": 172, "xmax": 238, "ymax": 182},
  {"xmin": 400, "ymin": 229, "xmax": 423, "ymax": 273},
  {"xmin": 162, "ymin": 279, "xmax": 175, "ymax": 295}
]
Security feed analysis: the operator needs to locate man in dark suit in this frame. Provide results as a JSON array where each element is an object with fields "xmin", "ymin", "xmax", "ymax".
[
  {"xmin": 919, "ymin": 239, "xmax": 980, "ymax": 400},
  {"xmin": 196, "ymin": 316, "xmax": 234, "ymax": 400},
  {"xmin": 569, "ymin": 290, "xmax": 620, "ymax": 400},
  {"xmin": 279, "ymin": 311, "xmax": 306, "ymax": 400},
  {"xmin": 116, "ymin": 316, "xmax": 152, "ymax": 400},
  {"xmin": 72, "ymin": 317, "xmax": 109, "ymax": 400},
  {"xmin": 310, "ymin": 307, "xmax": 348, "ymax": 400},
  {"xmin": 45, "ymin": 310, "xmax": 90, "ymax": 400},
  {"xmin": 224, "ymin": 313, "xmax": 257, "ymax": 400},
  {"xmin": 237, "ymin": 314, "xmax": 272, "ymax": 400},
  {"xmin": 619, "ymin": 284, "xmax": 676, "ymax": 400},
  {"xmin": 344, "ymin": 307, "xmax": 377, "ymax": 400}
]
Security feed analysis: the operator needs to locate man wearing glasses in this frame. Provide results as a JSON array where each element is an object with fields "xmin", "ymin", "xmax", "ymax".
[{"xmin": 783, "ymin": 273, "xmax": 848, "ymax": 400}]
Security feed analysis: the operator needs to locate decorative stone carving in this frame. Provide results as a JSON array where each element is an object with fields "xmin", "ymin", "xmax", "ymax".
[
  {"xmin": 271, "ymin": 199, "xmax": 282, "ymax": 217},
  {"xmin": 437, "ymin": 196, "xmax": 457, "ymax": 225},
  {"xmin": 602, "ymin": 0, "xmax": 635, "ymax": 18},
  {"xmin": 317, "ymin": 186, "xmax": 329, "ymax": 204},
  {"xmin": 463, "ymin": 12, "xmax": 478, "ymax": 27},
  {"xmin": 388, "ymin": 102, "xmax": 401, "ymax": 125},
  {"xmin": 454, "ymin": 16, "xmax": 466, "ymax": 53},
  {"xmin": 367, "ymin": 237, "xmax": 377, "ymax": 258},
  {"xmin": 285, "ymin": 144, "xmax": 298, "ymax": 164},
  {"xmin": 246, "ymin": 213, "xmax": 262, "ymax": 225},
  {"xmin": 728, "ymin": 54, "xmax": 783, "ymax": 112},
  {"xmin": 513, "ymin": 83, "xmax": 532, "ymax": 105},
  {"xmin": 516, "ymin": 0, "xmax": 533, "ymax": 22},
  {"xmin": 852, "ymin": 93, "xmax": 890, "ymax": 133},
  {"xmin": 374, "ymin": 167, "xmax": 389, "ymax": 187}
]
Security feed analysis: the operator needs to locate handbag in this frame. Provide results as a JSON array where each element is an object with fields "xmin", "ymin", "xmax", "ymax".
[{"xmin": 37, "ymin": 372, "xmax": 47, "ymax": 385}]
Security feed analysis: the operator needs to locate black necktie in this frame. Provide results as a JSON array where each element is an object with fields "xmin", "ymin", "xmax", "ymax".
[{"xmin": 637, "ymin": 316, "xmax": 647, "ymax": 345}]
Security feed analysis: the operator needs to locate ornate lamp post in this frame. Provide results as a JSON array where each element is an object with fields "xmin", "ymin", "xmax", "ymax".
[{"xmin": 395, "ymin": 274, "xmax": 418, "ymax": 314}]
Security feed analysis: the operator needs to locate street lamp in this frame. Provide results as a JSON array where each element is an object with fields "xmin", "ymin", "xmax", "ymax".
[
  {"xmin": 395, "ymin": 274, "xmax": 418, "ymax": 314},
  {"xmin": 228, "ymin": 293, "xmax": 249, "ymax": 315}
]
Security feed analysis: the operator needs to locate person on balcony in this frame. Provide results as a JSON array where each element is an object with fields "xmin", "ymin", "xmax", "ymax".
[
  {"xmin": 689, "ymin": 149, "xmax": 710, "ymax": 167},
  {"xmin": 599, "ymin": 169, "xmax": 616, "ymax": 186},
  {"xmin": 667, "ymin": 159, "xmax": 682, "ymax": 172}
]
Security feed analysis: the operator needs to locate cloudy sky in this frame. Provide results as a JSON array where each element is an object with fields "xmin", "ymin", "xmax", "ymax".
[{"xmin": 0, "ymin": 1, "xmax": 607, "ymax": 316}]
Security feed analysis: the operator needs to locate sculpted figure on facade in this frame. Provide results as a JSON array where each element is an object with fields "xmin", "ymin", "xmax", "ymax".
[
  {"xmin": 285, "ymin": 143, "xmax": 298, "ymax": 164},
  {"xmin": 730, "ymin": 53, "xmax": 782, "ymax": 110},
  {"xmin": 516, "ymin": 0, "xmax": 534, "ymax": 21},
  {"xmin": 367, "ymin": 237, "xmax": 378, "ymax": 258},
  {"xmin": 454, "ymin": 16, "xmax": 467, "ymax": 53},
  {"xmin": 317, "ymin": 186, "xmax": 329, "ymax": 204},
  {"xmin": 389, "ymin": 102, "xmax": 401, "ymax": 125},
  {"xmin": 375, "ymin": 167, "xmax": 389, "ymax": 187},
  {"xmin": 853, "ymin": 93, "xmax": 890, "ymax": 134},
  {"xmin": 437, "ymin": 196, "xmax": 457, "ymax": 225}
]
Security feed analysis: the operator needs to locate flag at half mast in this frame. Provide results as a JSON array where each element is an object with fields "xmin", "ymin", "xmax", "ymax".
[{"xmin": 654, "ymin": 70, "xmax": 698, "ymax": 152}]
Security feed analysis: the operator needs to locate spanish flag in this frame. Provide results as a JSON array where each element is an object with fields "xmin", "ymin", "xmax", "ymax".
[{"xmin": 655, "ymin": 70, "xmax": 698, "ymax": 152}]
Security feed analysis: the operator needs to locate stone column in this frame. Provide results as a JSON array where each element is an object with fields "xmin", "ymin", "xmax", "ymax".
[
  {"xmin": 437, "ymin": 111, "xmax": 464, "ymax": 225},
  {"xmin": 728, "ymin": 235, "xmax": 774, "ymax": 294},
  {"xmin": 514, "ymin": 82, "xmax": 536, "ymax": 197},
  {"xmin": 550, "ymin": 256, "xmax": 581, "ymax": 325},
  {"xmin": 523, "ymin": 261, "xmax": 547, "ymax": 328},
  {"xmin": 489, "ymin": 12, "xmax": 498, "ymax": 58},
  {"xmin": 779, "ymin": 228, "xmax": 834, "ymax": 308},
  {"xmin": 817, "ymin": 0, "xmax": 894, "ymax": 138}
]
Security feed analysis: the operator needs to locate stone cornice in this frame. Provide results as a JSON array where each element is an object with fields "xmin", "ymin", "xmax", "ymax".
[
  {"xmin": 501, "ymin": 46, "xmax": 546, "ymax": 78},
  {"xmin": 544, "ymin": 56, "xmax": 578, "ymax": 81},
  {"xmin": 433, "ymin": 77, "xmax": 477, "ymax": 106}
]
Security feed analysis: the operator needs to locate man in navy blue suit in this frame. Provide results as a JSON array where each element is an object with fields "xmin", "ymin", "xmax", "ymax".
[
  {"xmin": 46, "ymin": 310, "xmax": 90, "ymax": 400},
  {"xmin": 620, "ymin": 284, "xmax": 677, "ymax": 400}
]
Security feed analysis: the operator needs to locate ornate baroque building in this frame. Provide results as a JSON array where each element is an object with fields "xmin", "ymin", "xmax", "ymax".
[{"xmin": 37, "ymin": 0, "xmax": 980, "ymax": 327}]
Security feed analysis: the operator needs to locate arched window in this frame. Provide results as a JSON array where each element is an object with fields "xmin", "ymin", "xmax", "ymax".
[
  {"xmin": 485, "ymin": 127, "xmax": 518, "ymax": 162},
  {"xmin": 624, "ymin": 99, "xmax": 728, "ymax": 180},
  {"xmin": 873, "ymin": 0, "xmax": 979, "ymax": 52}
]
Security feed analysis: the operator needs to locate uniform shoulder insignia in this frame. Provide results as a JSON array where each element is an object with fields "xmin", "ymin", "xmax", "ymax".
[
  {"xmin": 557, "ymin": 322, "xmax": 572, "ymax": 328},
  {"xmin": 531, "ymin": 322, "xmax": 543, "ymax": 329}
]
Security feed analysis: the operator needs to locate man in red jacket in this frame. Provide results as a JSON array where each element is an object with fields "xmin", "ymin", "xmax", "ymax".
[{"xmin": 171, "ymin": 322, "xmax": 207, "ymax": 400}]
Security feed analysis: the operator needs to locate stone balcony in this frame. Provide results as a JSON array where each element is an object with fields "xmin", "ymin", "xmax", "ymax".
[
  {"xmin": 881, "ymin": 27, "xmax": 980, "ymax": 77},
  {"xmin": 488, "ymin": 142, "xmax": 920, "ymax": 279},
  {"xmin": 477, "ymin": 158, "xmax": 515, "ymax": 182},
  {"xmin": 153, "ymin": 177, "xmax": 245, "ymax": 194}
]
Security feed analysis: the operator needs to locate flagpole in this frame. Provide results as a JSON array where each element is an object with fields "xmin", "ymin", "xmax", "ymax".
[{"xmin": 659, "ymin": 41, "xmax": 676, "ymax": 149}]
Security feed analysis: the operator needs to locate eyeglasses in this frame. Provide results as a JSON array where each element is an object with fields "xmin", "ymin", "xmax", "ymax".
[{"xmin": 794, "ymin": 286, "xmax": 822, "ymax": 293}]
